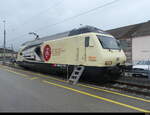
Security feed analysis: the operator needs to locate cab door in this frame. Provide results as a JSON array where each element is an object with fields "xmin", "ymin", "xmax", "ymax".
[
  {"xmin": 76, "ymin": 36, "xmax": 86, "ymax": 65},
  {"xmin": 85, "ymin": 36, "xmax": 97, "ymax": 66}
]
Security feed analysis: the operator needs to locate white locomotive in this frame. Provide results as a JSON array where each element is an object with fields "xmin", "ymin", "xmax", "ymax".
[{"xmin": 17, "ymin": 26, "xmax": 126, "ymax": 83}]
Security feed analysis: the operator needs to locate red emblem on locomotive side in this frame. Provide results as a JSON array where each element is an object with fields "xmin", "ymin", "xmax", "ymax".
[{"xmin": 43, "ymin": 45, "xmax": 51, "ymax": 61}]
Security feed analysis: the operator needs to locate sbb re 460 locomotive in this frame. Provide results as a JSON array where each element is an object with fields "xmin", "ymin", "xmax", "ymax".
[{"xmin": 16, "ymin": 26, "xmax": 126, "ymax": 83}]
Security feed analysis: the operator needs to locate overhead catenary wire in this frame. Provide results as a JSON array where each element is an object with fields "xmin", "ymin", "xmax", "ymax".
[
  {"xmin": 10, "ymin": 0, "xmax": 120, "ymax": 42},
  {"xmin": 8, "ymin": 0, "xmax": 65, "ymax": 33},
  {"xmin": 34, "ymin": 0, "xmax": 120, "ymax": 32}
]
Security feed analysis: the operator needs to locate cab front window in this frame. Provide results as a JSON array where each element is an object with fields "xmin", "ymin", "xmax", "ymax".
[{"xmin": 97, "ymin": 35, "xmax": 121, "ymax": 50}]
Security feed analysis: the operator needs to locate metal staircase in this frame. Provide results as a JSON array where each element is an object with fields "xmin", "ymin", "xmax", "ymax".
[{"xmin": 68, "ymin": 66, "xmax": 85, "ymax": 85}]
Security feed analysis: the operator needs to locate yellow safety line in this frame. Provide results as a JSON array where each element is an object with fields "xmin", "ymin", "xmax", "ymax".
[
  {"xmin": 0, "ymin": 65, "xmax": 150, "ymax": 103},
  {"xmin": 0, "ymin": 65, "xmax": 64, "ymax": 82},
  {"xmin": 0, "ymin": 65, "xmax": 38, "ymax": 80},
  {"xmin": 3, "ymin": 68, "xmax": 29, "ymax": 78},
  {"xmin": 29, "ymin": 77, "xmax": 39, "ymax": 80},
  {"xmin": 43, "ymin": 80, "xmax": 150, "ymax": 113}
]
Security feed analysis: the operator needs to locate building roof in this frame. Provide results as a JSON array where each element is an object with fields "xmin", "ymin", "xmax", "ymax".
[
  {"xmin": 132, "ymin": 21, "xmax": 150, "ymax": 37},
  {"xmin": 107, "ymin": 21, "xmax": 150, "ymax": 39}
]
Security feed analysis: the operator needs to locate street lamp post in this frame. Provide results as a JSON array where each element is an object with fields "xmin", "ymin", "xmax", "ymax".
[{"xmin": 3, "ymin": 20, "xmax": 6, "ymax": 65}]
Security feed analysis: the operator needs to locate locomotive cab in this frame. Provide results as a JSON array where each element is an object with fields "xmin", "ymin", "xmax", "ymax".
[
  {"xmin": 81, "ymin": 33, "xmax": 126, "ymax": 68},
  {"xmin": 81, "ymin": 33, "xmax": 126, "ymax": 82},
  {"xmin": 96, "ymin": 34, "xmax": 126, "ymax": 67}
]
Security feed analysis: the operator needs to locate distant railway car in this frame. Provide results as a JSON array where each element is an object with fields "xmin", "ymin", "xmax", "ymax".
[{"xmin": 16, "ymin": 26, "xmax": 126, "ymax": 83}]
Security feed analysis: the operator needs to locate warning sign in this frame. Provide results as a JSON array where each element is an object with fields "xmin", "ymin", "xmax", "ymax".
[{"xmin": 43, "ymin": 45, "xmax": 51, "ymax": 61}]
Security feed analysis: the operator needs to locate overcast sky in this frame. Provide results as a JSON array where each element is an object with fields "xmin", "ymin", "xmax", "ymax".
[{"xmin": 0, "ymin": 0, "xmax": 150, "ymax": 50}]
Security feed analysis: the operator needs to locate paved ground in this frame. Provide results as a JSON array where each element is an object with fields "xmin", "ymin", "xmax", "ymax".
[{"xmin": 0, "ymin": 65, "xmax": 150, "ymax": 113}]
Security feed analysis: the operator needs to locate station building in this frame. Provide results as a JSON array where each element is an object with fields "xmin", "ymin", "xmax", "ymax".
[
  {"xmin": 107, "ymin": 21, "xmax": 150, "ymax": 65},
  {"xmin": 0, "ymin": 48, "xmax": 17, "ymax": 61}
]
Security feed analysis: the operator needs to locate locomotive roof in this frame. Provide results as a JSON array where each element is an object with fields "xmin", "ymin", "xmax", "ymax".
[{"xmin": 21, "ymin": 26, "xmax": 109, "ymax": 48}]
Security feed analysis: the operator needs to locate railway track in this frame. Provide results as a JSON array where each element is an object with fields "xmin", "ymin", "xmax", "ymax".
[{"xmin": 104, "ymin": 80, "xmax": 150, "ymax": 97}]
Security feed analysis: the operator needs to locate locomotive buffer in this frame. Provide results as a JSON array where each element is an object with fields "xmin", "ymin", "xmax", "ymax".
[{"xmin": 68, "ymin": 66, "xmax": 85, "ymax": 85}]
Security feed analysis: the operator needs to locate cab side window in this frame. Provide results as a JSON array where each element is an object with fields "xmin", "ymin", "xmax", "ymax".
[{"xmin": 85, "ymin": 37, "xmax": 90, "ymax": 47}]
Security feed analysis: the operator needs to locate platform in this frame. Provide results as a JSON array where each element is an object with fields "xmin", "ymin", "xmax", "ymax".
[{"xmin": 0, "ymin": 64, "xmax": 150, "ymax": 113}]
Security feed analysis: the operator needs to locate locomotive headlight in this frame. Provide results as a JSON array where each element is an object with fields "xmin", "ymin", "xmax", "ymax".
[
  {"xmin": 105, "ymin": 61, "xmax": 112, "ymax": 65},
  {"xmin": 123, "ymin": 61, "xmax": 126, "ymax": 64}
]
